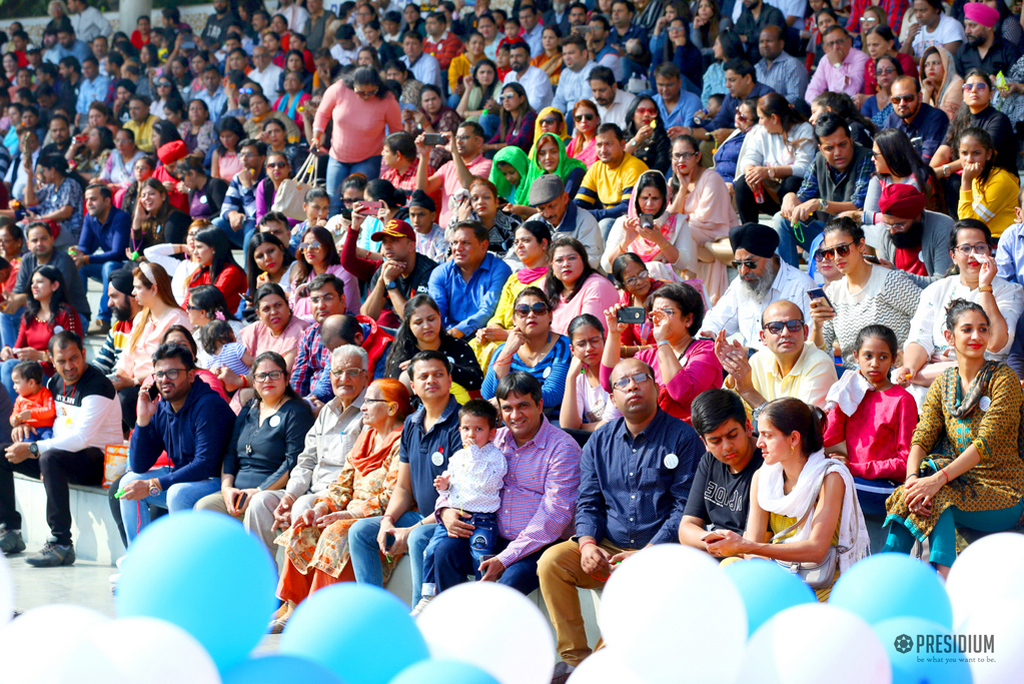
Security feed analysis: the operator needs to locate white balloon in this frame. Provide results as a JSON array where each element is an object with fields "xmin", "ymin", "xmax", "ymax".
[
  {"xmin": 957, "ymin": 598, "xmax": 1024, "ymax": 684},
  {"xmin": 946, "ymin": 533, "xmax": 1024, "ymax": 630},
  {"xmin": 735, "ymin": 604, "xmax": 891, "ymax": 684},
  {"xmin": 57, "ymin": 617, "xmax": 222, "ymax": 684},
  {"xmin": 566, "ymin": 648, "xmax": 647, "ymax": 684},
  {"xmin": 417, "ymin": 582, "xmax": 555, "ymax": 684},
  {"xmin": 599, "ymin": 545, "xmax": 747, "ymax": 684},
  {"xmin": 0, "ymin": 604, "xmax": 111, "ymax": 684},
  {"xmin": 0, "ymin": 553, "xmax": 12, "ymax": 626}
]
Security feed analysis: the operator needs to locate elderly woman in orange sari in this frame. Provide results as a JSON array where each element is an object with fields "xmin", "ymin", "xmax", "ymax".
[{"xmin": 270, "ymin": 378, "xmax": 412, "ymax": 632}]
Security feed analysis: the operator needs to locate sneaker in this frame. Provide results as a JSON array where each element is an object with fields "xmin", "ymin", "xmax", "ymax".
[
  {"xmin": 0, "ymin": 529, "xmax": 25, "ymax": 556},
  {"xmin": 87, "ymin": 319, "xmax": 111, "ymax": 336},
  {"xmin": 410, "ymin": 596, "xmax": 433, "ymax": 617},
  {"xmin": 550, "ymin": 662, "xmax": 576, "ymax": 684},
  {"xmin": 25, "ymin": 542, "xmax": 75, "ymax": 567}
]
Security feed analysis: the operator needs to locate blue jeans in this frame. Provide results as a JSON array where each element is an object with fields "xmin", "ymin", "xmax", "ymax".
[
  {"xmin": 853, "ymin": 477, "xmax": 896, "ymax": 517},
  {"xmin": 446, "ymin": 92, "xmax": 461, "ymax": 109},
  {"xmin": 326, "ymin": 155, "xmax": 383, "ymax": 215},
  {"xmin": 422, "ymin": 512, "xmax": 497, "ymax": 595},
  {"xmin": 0, "ymin": 307, "xmax": 24, "ymax": 348},
  {"xmin": 79, "ymin": 261, "xmax": 122, "ymax": 322},
  {"xmin": 431, "ymin": 532, "xmax": 548, "ymax": 596},
  {"xmin": 213, "ymin": 215, "xmax": 256, "ymax": 253},
  {"xmin": 479, "ymin": 112, "xmax": 500, "ymax": 140},
  {"xmin": 883, "ymin": 499, "xmax": 1024, "ymax": 568},
  {"xmin": 772, "ymin": 215, "xmax": 824, "ymax": 267},
  {"xmin": 25, "ymin": 426, "xmax": 54, "ymax": 442},
  {"xmin": 119, "ymin": 467, "xmax": 221, "ymax": 545},
  {"xmin": 348, "ymin": 513, "xmax": 435, "ymax": 605}
]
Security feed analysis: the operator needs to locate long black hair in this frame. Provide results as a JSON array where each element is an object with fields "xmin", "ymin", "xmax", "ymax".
[
  {"xmin": 471, "ymin": 57, "xmax": 499, "ymax": 106},
  {"xmin": 946, "ymin": 68, "xmax": 993, "ymax": 152},
  {"xmin": 194, "ymin": 228, "xmax": 242, "ymax": 284},
  {"xmin": 956, "ymin": 126, "xmax": 995, "ymax": 185},
  {"xmin": 23, "ymin": 264, "xmax": 73, "ymax": 329},
  {"xmin": 873, "ymin": 128, "xmax": 945, "ymax": 211},
  {"xmin": 246, "ymin": 232, "xmax": 295, "ymax": 296},
  {"xmin": 384, "ymin": 294, "xmax": 458, "ymax": 379}
]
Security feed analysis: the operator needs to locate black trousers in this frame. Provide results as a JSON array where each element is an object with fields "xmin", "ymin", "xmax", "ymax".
[
  {"xmin": 734, "ymin": 174, "xmax": 804, "ymax": 225},
  {"xmin": 0, "ymin": 447, "xmax": 104, "ymax": 545},
  {"xmin": 118, "ymin": 385, "xmax": 140, "ymax": 432}
]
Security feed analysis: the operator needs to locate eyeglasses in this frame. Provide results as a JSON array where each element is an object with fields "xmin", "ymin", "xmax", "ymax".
[
  {"xmin": 254, "ymin": 370, "xmax": 284, "ymax": 382},
  {"xmin": 612, "ymin": 371, "xmax": 653, "ymax": 391},
  {"xmin": 764, "ymin": 319, "xmax": 804, "ymax": 335},
  {"xmin": 153, "ymin": 369, "xmax": 184, "ymax": 380},
  {"xmin": 538, "ymin": 117, "xmax": 558, "ymax": 126},
  {"xmin": 514, "ymin": 302, "xmax": 550, "ymax": 317},
  {"xmin": 635, "ymin": 107, "xmax": 657, "ymax": 116},
  {"xmin": 875, "ymin": 67, "xmax": 896, "ymax": 76},
  {"xmin": 823, "ymin": 39, "xmax": 847, "ymax": 48},
  {"xmin": 817, "ymin": 242, "xmax": 854, "ymax": 261},
  {"xmin": 672, "ymin": 151, "xmax": 697, "ymax": 161},
  {"xmin": 501, "ymin": 93, "xmax": 517, "ymax": 100},
  {"xmin": 343, "ymin": 197, "xmax": 356, "ymax": 204},
  {"xmin": 302, "ymin": 241, "xmax": 323, "ymax": 251},
  {"xmin": 731, "ymin": 258, "xmax": 759, "ymax": 270},
  {"xmin": 574, "ymin": 112, "xmax": 595, "ymax": 122},
  {"xmin": 157, "ymin": 82, "xmax": 171, "ymax": 87},
  {"xmin": 623, "ymin": 270, "xmax": 649, "ymax": 287},
  {"xmin": 363, "ymin": 397, "xmax": 391, "ymax": 404},
  {"xmin": 884, "ymin": 219, "xmax": 911, "ymax": 231},
  {"xmin": 266, "ymin": 161, "xmax": 288, "ymax": 169},
  {"xmin": 890, "ymin": 94, "xmax": 915, "ymax": 104},
  {"xmin": 354, "ymin": 87, "xmax": 378, "ymax": 97},
  {"xmin": 955, "ymin": 243, "xmax": 991, "ymax": 255},
  {"xmin": 331, "ymin": 367, "xmax": 366, "ymax": 377},
  {"xmin": 963, "ymin": 82, "xmax": 988, "ymax": 91}
]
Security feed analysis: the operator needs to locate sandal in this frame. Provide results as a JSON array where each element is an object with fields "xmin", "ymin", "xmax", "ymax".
[{"xmin": 268, "ymin": 600, "xmax": 295, "ymax": 634}]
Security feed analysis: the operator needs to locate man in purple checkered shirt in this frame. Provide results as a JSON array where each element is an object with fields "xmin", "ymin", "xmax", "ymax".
[
  {"xmin": 429, "ymin": 371, "xmax": 582, "ymax": 598},
  {"xmin": 289, "ymin": 274, "xmax": 347, "ymax": 406}
]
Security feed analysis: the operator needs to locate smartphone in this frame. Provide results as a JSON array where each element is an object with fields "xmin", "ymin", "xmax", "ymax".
[
  {"xmin": 234, "ymin": 491, "xmax": 249, "ymax": 509},
  {"xmin": 423, "ymin": 133, "xmax": 446, "ymax": 146},
  {"xmin": 617, "ymin": 306, "xmax": 646, "ymax": 325},
  {"xmin": 863, "ymin": 254, "xmax": 880, "ymax": 265},
  {"xmin": 807, "ymin": 287, "xmax": 833, "ymax": 309},
  {"xmin": 147, "ymin": 383, "xmax": 160, "ymax": 402},
  {"xmin": 357, "ymin": 200, "xmax": 383, "ymax": 216},
  {"xmin": 639, "ymin": 213, "xmax": 655, "ymax": 230}
]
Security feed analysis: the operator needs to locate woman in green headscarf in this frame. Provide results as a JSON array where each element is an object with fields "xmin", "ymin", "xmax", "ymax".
[
  {"xmin": 524, "ymin": 131, "xmax": 587, "ymax": 198},
  {"xmin": 488, "ymin": 145, "xmax": 532, "ymax": 205}
]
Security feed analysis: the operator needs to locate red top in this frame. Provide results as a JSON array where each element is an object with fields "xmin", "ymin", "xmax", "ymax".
[
  {"xmin": 823, "ymin": 385, "xmax": 918, "ymax": 481},
  {"xmin": 15, "ymin": 305, "xmax": 82, "ymax": 375},
  {"xmin": 184, "ymin": 264, "xmax": 248, "ymax": 313},
  {"xmin": 13, "ymin": 387, "xmax": 56, "ymax": 428},
  {"xmin": 130, "ymin": 30, "xmax": 151, "ymax": 50},
  {"xmin": 618, "ymin": 280, "xmax": 664, "ymax": 349}
]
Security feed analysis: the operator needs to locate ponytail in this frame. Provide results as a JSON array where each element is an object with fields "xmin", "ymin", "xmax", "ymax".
[{"xmin": 760, "ymin": 397, "xmax": 825, "ymax": 455}]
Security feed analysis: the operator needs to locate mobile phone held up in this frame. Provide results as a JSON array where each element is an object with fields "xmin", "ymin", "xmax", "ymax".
[
  {"xmin": 148, "ymin": 383, "xmax": 160, "ymax": 402},
  {"xmin": 639, "ymin": 213, "xmax": 655, "ymax": 231},
  {"xmin": 422, "ymin": 133, "xmax": 446, "ymax": 147},
  {"xmin": 357, "ymin": 200, "xmax": 383, "ymax": 216},
  {"xmin": 807, "ymin": 287, "xmax": 833, "ymax": 310},
  {"xmin": 617, "ymin": 306, "xmax": 646, "ymax": 325}
]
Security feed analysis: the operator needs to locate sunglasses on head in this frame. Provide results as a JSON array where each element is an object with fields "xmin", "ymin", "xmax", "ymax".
[
  {"xmin": 815, "ymin": 242, "xmax": 854, "ymax": 261},
  {"xmin": 574, "ymin": 112, "xmax": 595, "ymax": 122},
  {"xmin": 764, "ymin": 319, "xmax": 804, "ymax": 335},
  {"xmin": 514, "ymin": 302, "xmax": 549, "ymax": 317}
]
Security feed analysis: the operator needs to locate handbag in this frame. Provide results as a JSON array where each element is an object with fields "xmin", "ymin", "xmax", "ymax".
[
  {"xmin": 770, "ymin": 468, "xmax": 852, "ymax": 590},
  {"xmin": 270, "ymin": 152, "xmax": 317, "ymax": 220}
]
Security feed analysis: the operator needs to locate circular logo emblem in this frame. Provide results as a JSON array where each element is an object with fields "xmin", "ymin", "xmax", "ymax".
[
  {"xmin": 664, "ymin": 453, "xmax": 679, "ymax": 469},
  {"xmin": 893, "ymin": 634, "xmax": 914, "ymax": 654},
  {"xmin": 431, "ymin": 451, "xmax": 444, "ymax": 467}
]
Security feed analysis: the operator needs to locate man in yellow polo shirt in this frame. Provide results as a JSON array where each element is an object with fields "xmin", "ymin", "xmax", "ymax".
[
  {"xmin": 123, "ymin": 94, "xmax": 158, "ymax": 153},
  {"xmin": 574, "ymin": 123, "xmax": 648, "ymax": 239}
]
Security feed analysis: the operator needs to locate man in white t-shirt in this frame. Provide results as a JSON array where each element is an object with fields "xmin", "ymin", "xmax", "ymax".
[{"xmin": 906, "ymin": 0, "xmax": 965, "ymax": 58}]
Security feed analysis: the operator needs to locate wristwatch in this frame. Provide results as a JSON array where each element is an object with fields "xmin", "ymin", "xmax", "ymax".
[
  {"xmin": 148, "ymin": 479, "xmax": 161, "ymax": 497},
  {"xmin": 28, "ymin": 443, "xmax": 38, "ymax": 457},
  {"xmin": 385, "ymin": 279, "xmax": 398, "ymax": 290},
  {"xmin": 819, "ymin": 198, "xmax": 828, "ymax": 212}
]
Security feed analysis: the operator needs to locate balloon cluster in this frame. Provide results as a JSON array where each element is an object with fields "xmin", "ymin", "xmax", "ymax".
[{"xmin": 0, "ymin": 513, "xmax": 1020, "ymax": 684}]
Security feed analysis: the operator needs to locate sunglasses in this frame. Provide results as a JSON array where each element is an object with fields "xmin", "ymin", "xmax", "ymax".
[
  {"xmin": 302, "ymin": 241, "xmax": 323, "ymax": 251},
  {"xmin": 890, "ymin": 94, "xmax": 915, "ymax": 104},
  {"xmin": 735, "ymin": 113, "xmax": 751, "ymax": 122},
  {"xmin": 635, "ymin": 107, "xmax": 658, "ymax": 116},
  {"xmin": 539, "ymin": 117, "xmax": 558, "ymax": 126},
  {"xmin": 731, "ymin": 258, "xmax": 759, "ymax": 270},
  {"xmin": 514, "ymin": 302, "xmax": 550, "ymax": 317},
  {"xmin": 816, "ymin": 242, "xmax": 854, "ymax": 261},
  {"xmin": 764, "ymin": 319, "xmax": 804, "ymax": 335},
  {"xmin": 574, "ymin": 112, "xmax": 595, "ymax": 122},
  {"xmin": 875, "ymin": 67, "xmax": 896, "ymax": 76},
  {"xmin": 266, "ymin": 161, "xmax": 288, "ymax": 169},
  {"xmin": 963, "ymin": 82, "xmax": 988, "ymax": 91}
]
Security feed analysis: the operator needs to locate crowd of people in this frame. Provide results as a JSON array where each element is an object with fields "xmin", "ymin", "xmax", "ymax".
[{"xmin": 2, "ymin": 0, "xmax": 1024, "ymax": 679}]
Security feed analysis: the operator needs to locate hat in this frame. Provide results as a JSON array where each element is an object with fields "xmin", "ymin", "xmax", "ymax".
[
  {"xmin": 729, "ymin": 222, "xmax": 779, "ymax": 259},
  {"xmin": 108, "ymin": 267, "xmax": 134, "ymax": 297},
  {"xmin": 964, "ymin": 3, "xmax": 999, "ymax": 27},
  {"xmin": 371, "ymin": 218, "xmax": 415, "ymax": 242},
  {"xmin": 408, "ymin": 189, "xmax": 436, "ymax": 212},
  {"xmin": 528, "ymin": 174, "xmax": 565, "ymax": 206},
  {"xmin": 878, "ymin": 184, "xmax": 927, "ymax": 220},
  {"xmin": 157, "ymin": 140, "xmax": 188, "ymax": 165}
]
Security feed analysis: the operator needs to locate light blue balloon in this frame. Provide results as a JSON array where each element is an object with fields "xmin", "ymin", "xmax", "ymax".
[
  {"xmin": 222, "ymin": 655, "xmax": 348, "ymax": 684},
  {"xmin": 390, "ymin": 660, "xmax": 502, "ymax": 684},
  {"xmin": 117, "ymin": 510, "xmax": 278, "ymax": 672},
  {"xmin": 279, "ymin": 583, "xmax": 429, "ymax": 684},
  {"xmin": 830, "ymin": 552, "xmax": 952, "ymax": 628},
  {"xmin": 873, "ymin": 616, "xmax": 974, "ymax": 684},
  {"xmin": 723, "ymin": 559, "xmax": 817, "ymax": 634}
]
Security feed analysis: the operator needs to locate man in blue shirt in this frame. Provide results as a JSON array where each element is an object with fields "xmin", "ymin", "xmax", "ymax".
[
  {"xmin": 680, "ymin": 58, "xmax": 774, "ymax": 146},
  {"xmin": 883, "ymin": 76, "xmax": 949, "ymax": 164},
  {"xmin": 74, "ymin": 56, "xmax": 109, "ymax": 126},
  {"xmin": 652, "ymin": 62, "xmax": 703, "ymax": 138},
  {"xmin": 348, "ymin": 350, "xmax": 463, "ymax": 607},
  {"xmin": 538, "ymin": 357, "xmax": 704, "ymax": 680},
  {"xmin": 72, "ymin": 185, "xmax": 129, "ymax": 336},
  {"xmin": 54, "ymin": 26, "xmax": 91, "ymax": 66},
  {"xmin": 427, "ymin": 221, "xmax": 512, "ymax": 340}
]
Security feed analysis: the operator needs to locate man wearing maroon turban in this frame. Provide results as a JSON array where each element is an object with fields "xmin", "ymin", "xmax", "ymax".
[{"xmin": 869, "ymin": 183, "xmax": 954, "ymax": 286}]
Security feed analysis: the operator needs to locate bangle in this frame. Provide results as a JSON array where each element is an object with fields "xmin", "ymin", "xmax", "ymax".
[
  {"xmin": 579, "ymin": 539, "xmax": 596, "ymax": 550},
  {"xmin": 382, "ymin": 514, "xmax": 394, "ymax": 523},
  {"xmin": 940, "ymin": 468, "xmax": 950, "ymax": 484},
  {"xmin": 978, "ymin": 285, "xmax": 993, "ymax": 293},
  {"xmin": 905, "ymin": 474, "xmax": 919, "ymax": 481},
  {"xmin": 942, "ymin": 164, "xmax": 950, "ymax": 178}
]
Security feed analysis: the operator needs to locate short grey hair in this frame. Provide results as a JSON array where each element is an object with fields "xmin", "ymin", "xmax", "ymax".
[{"xmin": 331, "ymin": 344, "xmax": 368, "ymax": 369}]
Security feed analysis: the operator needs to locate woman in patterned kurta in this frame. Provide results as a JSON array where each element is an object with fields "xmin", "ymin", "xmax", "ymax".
[
  {"xmin": 884, "ymin": 300, "xmax": 1024, "ymax": 576},
  {"xmin": 271, "ymin": 379, "xmax": 413, "ymax": 630}
]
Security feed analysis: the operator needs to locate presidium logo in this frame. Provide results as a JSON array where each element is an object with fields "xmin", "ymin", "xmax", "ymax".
[{"xmin": 894, "ymin": 633, "xmax": 996, "ymax": 662}]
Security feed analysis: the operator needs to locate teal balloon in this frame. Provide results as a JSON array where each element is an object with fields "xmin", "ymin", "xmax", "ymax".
[
  {"xmin": 830, "ymin": 552, "xmax": 952, "ymax": 628},
  {"xmin": 874, "ymin": 616, "xmax": 974, "ymax": 684},
  {"xmin": 279, "ymin": 583, "xmax": 429, "ymax": 684},
  {"xmin": 391, "ymin": 660, "xmax": 502, "ymax": 684},
  {"xmin": 117, "ymin": 510, "xmax": 278, "ymax": 672},
  {"xmin": 222, "ymin": 655, "xmax": 347, "ymax": 684},
  {"xmin": 723, "ymin": 559, "xmax": 816, "ymax": 634}
]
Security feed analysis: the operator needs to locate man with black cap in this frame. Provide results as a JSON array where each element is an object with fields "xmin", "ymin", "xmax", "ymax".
[
  {"xmin": 866, "ymin": 183, "xmax": 954, "ymax": 287},
  {"xmin": 527, "ymin": 174, "xmax": 603, "ymax": 266},
  {"xmin": 91, "ymin": 268, "xmax": 142, "ymax": 378},
  {"xmin": 341, "ymin": 217, "xmax": 438, "ymax": 329},
  {"xmin": 700, "ymin": 222, "xmax": 816, "ymax": 351},
  {"xmin": 408, "ymin": 189, "xmax": 449, "ymax": 263}
]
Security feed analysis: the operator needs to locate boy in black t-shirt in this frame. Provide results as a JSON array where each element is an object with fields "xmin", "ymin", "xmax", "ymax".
[{"xmin": 678, "ymin": 388, "xmax": 764, "ymax": 554}]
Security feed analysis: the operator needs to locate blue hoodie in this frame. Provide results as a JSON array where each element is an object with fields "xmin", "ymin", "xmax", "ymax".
[{"xmin": 129, "ymin": 379, "xmax": 237, "ymax": 491}]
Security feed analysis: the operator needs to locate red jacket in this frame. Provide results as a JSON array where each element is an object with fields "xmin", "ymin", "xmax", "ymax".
[
  {"xmin": 185, "ymin": 264, "xmax": 247, "ymax": 313},
  {"xmin": 356, "ymin": 314, "xmax": 394, "ymax": 374}
]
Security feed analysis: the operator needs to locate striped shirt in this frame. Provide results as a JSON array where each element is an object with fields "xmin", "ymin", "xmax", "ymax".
[
  {"xmin": 494, "ymin": 420, "xmax": 582, "ymax": 567},
  {"xmin": 574, "ymin": 153, "xmax": 649, "ymax": 222}
]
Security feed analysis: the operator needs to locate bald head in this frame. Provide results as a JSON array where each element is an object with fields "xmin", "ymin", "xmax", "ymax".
[
  {"xmin": 761, "ymin": 300, "xmax": 804, "ymax": 327},
  {"xmin": 610, "ymin": 358, "xmax": 658, "ymax": 422},
  {"xmin": 760, "ymin": 300, "xmax": 807, "ymax": 355},
  {"xmin": 321, "ymin": 314, "xmax": 363, "ymax": 350}
]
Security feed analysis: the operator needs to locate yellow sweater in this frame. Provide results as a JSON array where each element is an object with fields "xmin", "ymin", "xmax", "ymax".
[{"xmin": 958, "ymin": 167, "xmax": 1019, "ymax": 238}]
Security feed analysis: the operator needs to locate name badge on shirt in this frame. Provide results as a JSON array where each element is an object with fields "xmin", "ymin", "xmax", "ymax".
[
  {"xmin": 542, "ymin": 366, "xmax": 551, "ymax": 379},
  {"xmin": 53, "ymin": 326, "xmax": 64, "ymax": 334},
  {"xmin": 200, "ymin": 196, "xmax": 208, "ymax": 204},
  {"xmin": 269, "ymin": 415, "xmax": 281, "ymax": 428},
  {"xmin": 980, "ymin": 397, "xmax": 991, "ymax": 412},
  {"xmin": 431, "ymin": 451, "xmax": 444, "ymax": 467},
  {"xmin": 664, "ymin": 453, "xmax": 679, "ymax": 469}
]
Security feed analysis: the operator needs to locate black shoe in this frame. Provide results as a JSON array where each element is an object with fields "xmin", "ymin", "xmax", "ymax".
[
  {"xmin": 25, "ymin": 542, "xmax": 75, "ymax": 567},
  {"xmin": 0, "ymin": 528, "xmax": 25, "ymax": 555}
]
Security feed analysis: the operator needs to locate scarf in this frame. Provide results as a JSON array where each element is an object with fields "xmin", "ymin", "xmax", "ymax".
[
  {"xmin": 524, "ymin": 131, "xmax": 587, "ymax": 191},
  {"xmin": 757, "ymin": 450, "xmax": 870, "ymax": 573},
  {"xmin": 949, "ymin": 360, "xmax": 998, "ymax": 420},
  {"xmin": 825, "ymin": 369, "xmax": 873, "ymax": 416},
  {"xmin": 489, "ymin": 146, "xmax": 532, "ymax": 204},
  {"xmin": 530, "ymin": 107, "xmax": 569, "ymax": 151},
  {"xmin": 516, "ymin": 265, "xmax": 548, "ymax": 283},
  {"xmin": 348, "ymin": 426, "xmax": 403, "ymax": 477},
  {"xmin": 626, "ymin": 169, "xmax": 678, "ymax": 262}
]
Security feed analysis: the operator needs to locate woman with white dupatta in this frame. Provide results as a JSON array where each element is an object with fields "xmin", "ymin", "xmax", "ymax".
[{"xmin": 708, "ymin": 397, "xmax": 869, "ymax": 600}]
